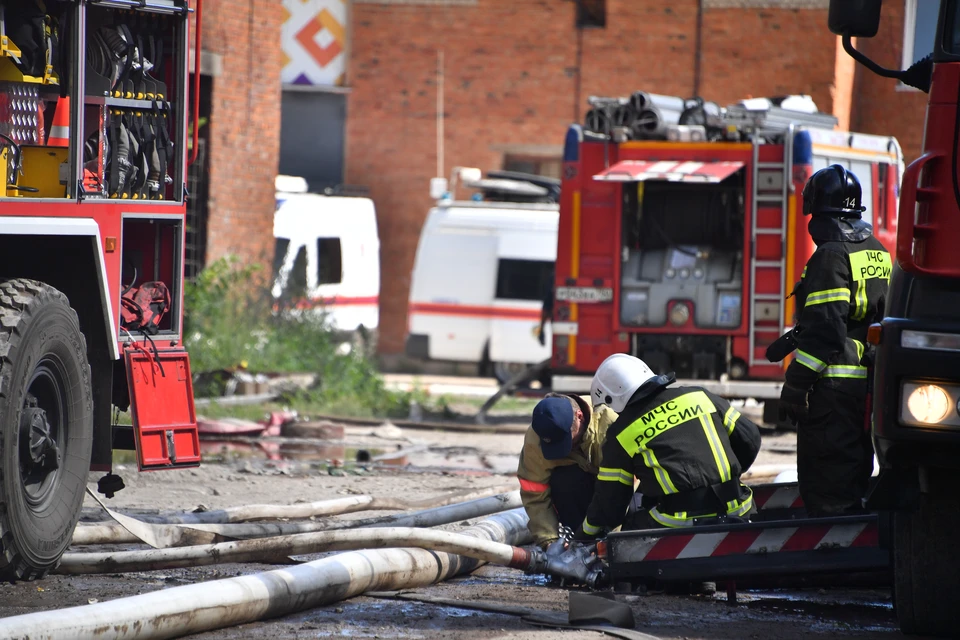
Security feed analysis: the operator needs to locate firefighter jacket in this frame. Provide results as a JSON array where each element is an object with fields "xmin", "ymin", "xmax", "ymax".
[
  {"xmin": 578, "ymin": 379, "xmax": 762, "ymax": 536},
  {"xmin": 517, "ymin": 393, "xmax": 619, "ymax": 547},
  {"xmin": 785, "ymin": 218, "xmax": 891, "ymax": 394}
]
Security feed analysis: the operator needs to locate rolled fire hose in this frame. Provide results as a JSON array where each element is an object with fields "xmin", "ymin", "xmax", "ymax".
[
  {"xmin": 72, "ymin": 490, "xmax": 523, "ymax": 546},
  {"xmin": 0, "ymin": 510, "xmax": 600, "ymax": 640}
]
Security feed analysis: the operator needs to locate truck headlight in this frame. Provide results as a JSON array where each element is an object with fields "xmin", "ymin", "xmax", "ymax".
[{"xmin": 900, "ymin": 381, "xmax": 960, "ymax": 428}]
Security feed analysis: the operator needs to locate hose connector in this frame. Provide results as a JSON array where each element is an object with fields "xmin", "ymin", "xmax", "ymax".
[{"xmin": 523, "ymin": 525, "xmax": 607, "ymax": 589}]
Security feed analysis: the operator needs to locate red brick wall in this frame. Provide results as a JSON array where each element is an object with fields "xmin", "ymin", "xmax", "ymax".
[
  {"xmin": 850, "ymin": 1, "xmax": 929, "ymax": 163},
  {"xmin": 199, "ymin": 0, "xmax": 283, "ymax": 269},
  {"xmin": 346, "ymin": 0, "xmax": 927, "ymax": 356},
  {"xmin": 700, "ymin": 7, "xmax": 837, "ymax": 112}
]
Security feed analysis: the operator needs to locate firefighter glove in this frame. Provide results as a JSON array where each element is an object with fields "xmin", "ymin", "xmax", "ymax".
[{"xmin": 779, "ymin": 382, "xmax": 810, "ymax": 424}]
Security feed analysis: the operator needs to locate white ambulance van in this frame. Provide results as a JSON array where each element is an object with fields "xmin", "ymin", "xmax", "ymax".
[
  {"xmin": 272, "ymin": 176, "xmax": 380, "ymax": 337},
  {"xmin": 405, "ymin": 170, "xmax": 559, "ymax": 383}
]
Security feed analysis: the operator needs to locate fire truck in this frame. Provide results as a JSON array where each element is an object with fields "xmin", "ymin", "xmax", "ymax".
[
  {"xmin": 549, "ymin": 92, "xmax": 904, "ymax": 425},
  {"xmin": 0, "ymin": 0, "xmax": 202, "ymax": 580},
  {"xmin": 829, "ymin": 0, "xmax": 960, "ymax": 635}
]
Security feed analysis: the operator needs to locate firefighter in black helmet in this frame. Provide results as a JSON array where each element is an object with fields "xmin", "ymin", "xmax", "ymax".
[{"xmin": 771, "ymin": 164, "xmax": 890, "ymax": 517}]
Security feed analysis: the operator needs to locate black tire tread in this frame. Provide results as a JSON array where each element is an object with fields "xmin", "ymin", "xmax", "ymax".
[
  {"xmin": 0, "ymin": 278, "xmax": 89, "ymax": 581},
  {"xmin": 893, "ymin": 489, "xmax": 960, "ymax": 636}
]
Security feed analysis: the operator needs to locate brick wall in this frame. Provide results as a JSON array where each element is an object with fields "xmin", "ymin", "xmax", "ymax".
[
  {"xmin": 700, "ymin": 7, "xmax": 837, "ymax": 112},
  {"xmin": 199, "ymin": 0, "xmax": 284, "ymax": 269},
  {"xmin": 850, "ymin": 0, "xmax": 928, "ymax": 163}
]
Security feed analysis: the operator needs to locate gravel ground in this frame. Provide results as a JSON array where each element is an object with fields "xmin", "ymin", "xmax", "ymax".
[{"xmin": 0, "ymin": 413, "xmax": 907, "ymax": 639}]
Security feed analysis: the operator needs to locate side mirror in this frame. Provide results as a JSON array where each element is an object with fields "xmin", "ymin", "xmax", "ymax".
[{"xmin": 828, "ymin": 0, "xmax": 882, "ymax": 38}]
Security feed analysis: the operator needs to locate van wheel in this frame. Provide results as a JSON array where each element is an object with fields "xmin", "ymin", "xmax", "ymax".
[{"xmin": 493, "ymin": 361, "xmax": 529, "ymax": 385}]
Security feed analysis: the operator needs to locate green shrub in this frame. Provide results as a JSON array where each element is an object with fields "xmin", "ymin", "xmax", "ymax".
[{"xmin": 183, "ymin": 256, "xmax": 431, "ymax": 417}]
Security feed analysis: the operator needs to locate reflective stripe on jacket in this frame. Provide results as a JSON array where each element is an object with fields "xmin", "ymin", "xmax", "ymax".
[
  {"xmin": 579, "ymin": 385, "xmax": 761, "ymax": 537},
  {"xmin": 517, "ymin": 393, "xmax": 618, "ymax": 547},
  {"xmin": 787, "ymin": 236, "xmax": 891, "ymax": 393}
]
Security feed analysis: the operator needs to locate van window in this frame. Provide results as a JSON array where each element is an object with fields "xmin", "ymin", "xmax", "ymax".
[
  {"xmin": 877, "ymin": 164, "xmax": 888, "ymax": 230},
  {"xmin": 273, "ymin": 238, "xmax": 291, "ymax": 283},
  {"xmin": 317, "ymin": 238, "xmax": 343, "ymax": 285},
  {"xmin": 495, "ymin": 259, "xmax": 554, "ymax": 302},
  {"xmin": 283, "ymin": 245, "xmax": 309, "ymax": 300}
]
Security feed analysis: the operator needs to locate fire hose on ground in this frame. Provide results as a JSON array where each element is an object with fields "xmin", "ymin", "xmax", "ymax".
[
  {"xmin": 72, "ymin": 489, "xmax": 524, "ymax": 546},
  {"xmin": 0, "ymin": 509, "xmax": 606, "ymax": 640}
]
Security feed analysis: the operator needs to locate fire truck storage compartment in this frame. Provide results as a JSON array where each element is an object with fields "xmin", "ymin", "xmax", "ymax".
[
  {"xmin": 121, "ymin": 216, "xmax": 181, "ymax": 334},
  {"xmin": 619, "ymin": 170, "xmax": 745, "ymax": 329},
  {"xmin": 80, "ymin": 2, "xmax": 186, "ymax": 202}
]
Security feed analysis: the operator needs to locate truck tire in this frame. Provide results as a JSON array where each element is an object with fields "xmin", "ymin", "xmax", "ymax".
[
  {"xmin": 0, "ymin": 279, "xmax": 93, "ymax": 581},
  {"xmin": 493, "ymin": 361, "xmax": 528, "ymax": 385},
  {"xmin": 893, "ymin": 488, "xmax": 960, "ymax": 636}
]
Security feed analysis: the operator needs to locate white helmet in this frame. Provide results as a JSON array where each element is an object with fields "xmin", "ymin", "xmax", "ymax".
[{"xmin": 590, "ymin": 354, "xmax": 656, "ymax": 413}]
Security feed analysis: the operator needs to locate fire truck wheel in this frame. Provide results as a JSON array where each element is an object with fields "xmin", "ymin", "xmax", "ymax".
[
  {"xmin": 892, "ymin": 485, "xmax": 960, "ymax": 636},
  {"xmin": 0, "ymin": 279, "xmax": 93, "ymax": 581}
]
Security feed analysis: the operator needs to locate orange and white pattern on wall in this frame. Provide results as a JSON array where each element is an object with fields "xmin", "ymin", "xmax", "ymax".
[{"xmin": 281, "ymin": 0, "xmax": 346, "ymax": 87}]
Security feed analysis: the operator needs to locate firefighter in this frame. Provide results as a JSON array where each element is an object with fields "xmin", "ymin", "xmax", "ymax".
[
  {"xmin": 574, "ymin": 354, "xmax": 762, "ymax": 538},
  {"xmin": 774, "ymin": 164, "xmax": 890, "ymax": 517},
  {"xmin": 517, "ymin": 391, "xmax": 618, "ymax": 549}
]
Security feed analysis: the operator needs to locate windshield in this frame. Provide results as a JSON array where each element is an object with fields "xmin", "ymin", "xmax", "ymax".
[{"xmin": 947, "ymin": 0, "xmax": 960, "ymax": 55}]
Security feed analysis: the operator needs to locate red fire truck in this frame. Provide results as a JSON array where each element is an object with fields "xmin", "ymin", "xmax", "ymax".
[
  {"xmin": 829, "ymin": 0, "xmax": 960, "ymax": 634},
  {"xmin": 0, "ymin": 0, "xmax": 202, "ymax": 580},
  {"xmin": 549, "ymin": 93, "xmax": 903, "ymax": 423}
]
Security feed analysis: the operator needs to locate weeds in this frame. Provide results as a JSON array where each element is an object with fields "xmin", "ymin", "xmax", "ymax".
[{"xmin": 183, "ymin": 256, "xmax": 443, "ymax": 418}]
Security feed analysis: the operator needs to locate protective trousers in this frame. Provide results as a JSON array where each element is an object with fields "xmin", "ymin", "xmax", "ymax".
[
  {"xmin": 797, "ymin": 384, "xmax": 874, "ymax": 517},
  {"xmin": 548, "ymin": 464, "xmax": 596, "ymax": 531}
]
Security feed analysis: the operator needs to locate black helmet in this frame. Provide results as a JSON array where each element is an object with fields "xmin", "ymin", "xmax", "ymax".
[{"xmin": 801, "ymin": 164, "xmax": 866, "ymax": 217}]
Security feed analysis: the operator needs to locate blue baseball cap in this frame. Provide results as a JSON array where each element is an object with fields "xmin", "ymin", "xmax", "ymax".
[{"xmin": 532, "ymin": 397, "xmax": 575, "ymax": 460}]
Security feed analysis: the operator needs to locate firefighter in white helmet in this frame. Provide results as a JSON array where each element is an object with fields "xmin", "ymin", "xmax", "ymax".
[{"xmin": 575, "ymin": 353, "xmax": 762, "ymax": 537}]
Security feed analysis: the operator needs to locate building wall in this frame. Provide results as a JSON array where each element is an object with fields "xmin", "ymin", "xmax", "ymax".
[
  {"xmin": 851, "ymin": 0, "xmax": 929, "ymax": 163},
  {"xmin": 200, "ymin": 0, "xmax": 284, "ymax": 268},
  {"xmin": 346, "ymin": 0, "xmax": 876, "ymax": 356}
]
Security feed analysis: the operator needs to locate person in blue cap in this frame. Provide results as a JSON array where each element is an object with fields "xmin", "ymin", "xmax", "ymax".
[{"xmin": 517, "ymin": 392, "xmax": 618, "ymax": 549}]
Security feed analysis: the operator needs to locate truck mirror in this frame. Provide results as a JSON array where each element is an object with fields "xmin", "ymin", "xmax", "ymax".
[{"xmin": 828, "ymin": 0, "xmax": 882, "ymax": 38}]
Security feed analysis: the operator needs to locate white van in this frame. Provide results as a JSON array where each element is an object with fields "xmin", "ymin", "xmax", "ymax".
[
  {"xmin": 272, "ymin": 176, "xmax": 380, "ymax": 336},
  {"xmin": 405, "ymin": 170, "xmax": 559, "ymax": 383}
]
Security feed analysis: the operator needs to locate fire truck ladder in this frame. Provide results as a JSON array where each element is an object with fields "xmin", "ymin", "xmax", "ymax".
[{"xmin": 747, "ymin": 124, "xmax": 795, "ymax": 368}]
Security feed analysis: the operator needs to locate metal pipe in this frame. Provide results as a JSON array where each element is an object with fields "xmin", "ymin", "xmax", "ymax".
[
  {"xmin": 188, "ymin": 0, "xmax": 202, "ymax": 166},
  {"xmin": 58, "ymin": 523, "xmax": 535, "ymax": 574},
  {"xmin": 72, "ymin": 491, "xmax": 522, "ymax": 546},
  {"xmin": 0, "ymin": 511, "xmax": 532, "ymax": 640}
]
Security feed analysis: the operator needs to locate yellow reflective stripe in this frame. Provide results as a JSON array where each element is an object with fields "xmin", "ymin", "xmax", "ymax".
[
  {"xmin": 849, "ymin": 249, "xmax": 892, "ymax": 282},
  {"xmin": 722, "ymin": 406, "xmax": 740, "ymax": 435},
  {"xmin": 598, "ymin": 467, "xmax": 633, "ymax": 486},
  {"xmin": 648, "ymin": 508, "xmax": 706, "ymax": 528},
  {"xmin": 640, "ymin": 448, "xmax": 678, "ymax": 494},
  {"xmin": 795, "ymin": 349, "xmax": 826, "ymax": 372},
  {"xmin": 851, "ymin": 280, "xmax": 867, "ymax": 321},
  {"xmin": 823, "ymin": 365, "xmax": 868, "ymax": 379},
  {"xmin": 804, "ymin": 287, "xmax": 850, "ymax": 307},
  {"xmin": 700, "ymin": 416, "xmax": 732, "ymax": 483},
  {"xmin": 616, "ymin": 391, "xmax": 717, "ymax": 456},
  {"xmin": 852, "ymin": 339, "xmax": 864, "ymax": 362},
  {"xmin": 581, "ymin": 518, "xmax": 601, "ymax": 535},
  {"xmin": 733, "ymin": 490, "xmax": 754, "ymax": 517},
  {"xmin": 802, "ymin": 265, "xmax": 807, "ymax": 278}
]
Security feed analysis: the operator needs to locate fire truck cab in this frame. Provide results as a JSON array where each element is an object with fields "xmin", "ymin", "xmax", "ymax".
[
  {"xmin": 0, "ymin": 0, "xmax": 201, "ymax": 581},
  {"xmin": 550, "ymin": 93, "xmax": 903, "ymax": 423}
]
